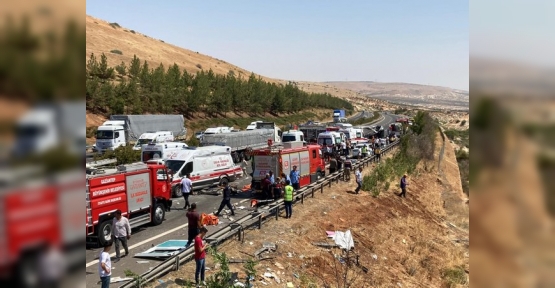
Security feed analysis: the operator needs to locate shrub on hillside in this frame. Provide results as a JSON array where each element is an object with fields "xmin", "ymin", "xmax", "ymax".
[
  {"xmin": 196, "ymin": 64, "xmax": 202, "ymax": 69},
  {"xmin": 110, "ymin": 49, "xmax": 123, "ymax": 55},
  {"xmin": 94, "ymin": 145, "xmax": 141, "ymax": 165},
  {"xmin": 86, "ymin": 126, "xmax": 98, "ymax": 138},
  {"xmin": 109, "ymin": 22, "xmax": 120, "ymax": 29}
]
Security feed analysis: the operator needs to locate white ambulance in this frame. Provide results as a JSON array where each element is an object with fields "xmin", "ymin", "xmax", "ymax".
[
  {"xmin": 140, "ymin": 142, "xmax": 188, "ymax": 163},
  {"xmin": 165, "ymin": 146, "xmax": 243, "ymax": 197}
]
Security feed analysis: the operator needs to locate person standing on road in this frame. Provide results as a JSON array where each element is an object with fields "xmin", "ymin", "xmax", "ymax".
[
  {"xmin": 341, "ymin": 141, "xmax": 347, "ymax": 156},
  {"xmin": 262, "ymin": 174, "xmax": 272, "ymax": 199},
  {"xmin": 361, "ymin": 144, "xmax": 368, "ymax": 158},
  {"xmin": 329, "ymin": 156, "xmax": 337, "ymax": 174},
  {"xmin": 111, "ymin": 210, "xmax": 130, "ymax": 262},
  {"xmin": 274, "ymin": 177, "xmax": 283, "ymax": 201},
  {"xmin": 290, "ymin": 166, "xmax": 300, "ymax": 190},
  {"xmin": 344, "ymin": 159, "xmax": 352, "ymax": 181},
  {"xmin": 375, "ymin": 146, "xmax": 381, "ymax": 162},
  {"xmin": 398, "ymin": 174, "xmax": 408, "ymax": 198},
  {"xmin": 181, "ymin": 173, "xmax": 193, "ymax": 210},
  {"xmin": 280, "ymin": 172, "xmax": 290, "ymax": 184},
  {"xmin": 194, "ymin": 227, "xmax": 209, "ymax": 287},
  {"xmin": 98, "ymin": 242, "xmax": 112, "ymax": 288},
  {"xmin": 355, "ymin": 167, "xmax": 363, "ymax": 194},
  {"xmin": 186, "ymin": 203, "xmax": 202, "ymax": 247},
  {"xmin": 215, "ymin": 183, "xmax": 235, "ymax": 216},
  {"xmin": 283, "ymin": 180, "xmax": 294, "ymax": 218}
]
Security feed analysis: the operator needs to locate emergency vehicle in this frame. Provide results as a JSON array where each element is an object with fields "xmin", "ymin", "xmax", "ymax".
[
  {"xmin": 250, "ymin": 142, "xmax": 325, "ymax": 190},
  {"xmin": 0, "ymin": 169, "xmax": 83, "ymax": 287},
  {"xmin": 86, "ymin": 162, "xmax": 173, "ymax": 247},
  {"xmin": 140, "ymin": 142, "xmax": 188, "ymax": 163},
  {"xmin": 164, "ymin": 146, "xmax": 244, "ymax": 197}
]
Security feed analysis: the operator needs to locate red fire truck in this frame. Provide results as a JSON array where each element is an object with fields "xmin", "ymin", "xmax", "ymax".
[
  {"xmin": 0, "ymin": 168, "xmax": 84, "ymax": 287},
  {"xmin": 250, "ymin": 142, "xmax": 325, "ymax": 190},
  {"xmin": 86, "ymin": 162, "xmax": 173, "ymax": 246}
]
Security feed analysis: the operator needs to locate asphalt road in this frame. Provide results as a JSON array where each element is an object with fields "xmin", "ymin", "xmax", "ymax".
[
  {"xmin": 84, "ymin": 113, "xmax": 399, "ymax": 287},
  {"xmin": 85, "ymin": 162, "xmax": 254, "ymax": 287}
]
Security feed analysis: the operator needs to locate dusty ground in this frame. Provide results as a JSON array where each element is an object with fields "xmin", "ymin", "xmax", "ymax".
[{"xmin": 150, "ymin": 133, "xmax": 469, "ymax": 288}]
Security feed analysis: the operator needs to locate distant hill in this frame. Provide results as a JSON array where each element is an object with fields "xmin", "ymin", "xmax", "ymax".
[
  {"xmin": 85, "ymin": 15, "xmax": 371, "ymax": 106},
  {"xmin": 324, "ymin": 81, "xmax": 469, "ymax": 111}
]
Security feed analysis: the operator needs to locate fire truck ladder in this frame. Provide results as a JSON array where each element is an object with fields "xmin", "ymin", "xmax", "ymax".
[
  {"xmin": 86, "ymin": 158, "xmax": 117, "ymax": 168},
  {"xmin": 86, "ymin": 180, "xmax": 93, "ymax": 234}
]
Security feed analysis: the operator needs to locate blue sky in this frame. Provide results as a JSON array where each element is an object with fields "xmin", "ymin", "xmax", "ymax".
[{"xmin": 87, "ymin": 1, "xmax": 468, "ymax": 91}]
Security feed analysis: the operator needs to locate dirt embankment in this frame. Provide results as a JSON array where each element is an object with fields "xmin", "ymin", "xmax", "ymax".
[{"xmin": 151, "ymin": 132, "xmax": 469, "ymax": 288}]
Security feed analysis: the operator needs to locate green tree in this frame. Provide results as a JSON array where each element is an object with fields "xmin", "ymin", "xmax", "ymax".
[{"xmin": 128, "ymin": 54, "xmax": 141, "ymax": 79}]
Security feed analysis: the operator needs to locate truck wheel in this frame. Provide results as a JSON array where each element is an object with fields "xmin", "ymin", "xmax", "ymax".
[
  {"xmin": 317, "ymin": 171, "xmax": 324, "ymax": 180},
  {"xmin": 98, "ymin": 220, "xmax": 113, "ymax": 247},
  {"xmin": 173, "ymin": 186, "xmax": 183, "ymax": 198},
  {"xmin": 152, "ymin": 203, "xmax": 165, "ymax": 225},
  {"xmin": 219, "ymin": 177, "xmax": 229, "ymax": 186}
]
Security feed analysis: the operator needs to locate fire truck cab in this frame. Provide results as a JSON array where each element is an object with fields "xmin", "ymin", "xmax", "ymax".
[
  {"xmin": 86, "ymin": 162, "xmax": 172, "ymax": 247},
  {"xmin": 251, "ymin": 142, "xmax": 325, "ymax": 190}
]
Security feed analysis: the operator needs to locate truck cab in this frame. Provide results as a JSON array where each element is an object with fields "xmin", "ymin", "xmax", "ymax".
[
  {"xmin": 95, "ymin": 120, "xmax": 126, "ymax": 152},
  {"xmin": 282, "ymin": 130, "xmax": 305, "ymax": 143},
  {"xmin": 133, "ymin": 131, "xmax": 175, "ymax": 150},
  {"xmin": 246, "ymin": 121, "xmax": 263, "ymax": 130}
]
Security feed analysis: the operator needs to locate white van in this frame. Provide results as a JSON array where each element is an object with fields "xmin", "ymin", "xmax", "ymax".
[
  {"xmin": 282, "ymin": 130, "xmax": 305, "ymax": 143},
  {"xmin": 133, "ymin": 131, "xmax": 175, "ymax": 150},
  {"xmin": 140, "ymin": 142, "xmax": 188, "ymax": 163},
  {"xmin": 165, "ymin": 146, "xmax": 243, "ymax": 197},
  {"xmin": 317, "ymin": 131, "xmax": 343, "ymax": 147}
]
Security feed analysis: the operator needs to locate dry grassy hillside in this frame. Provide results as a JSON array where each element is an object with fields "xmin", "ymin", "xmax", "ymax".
[{"xmin": 86, "ymin": 15, "xmax": 374, "ymax": 107}]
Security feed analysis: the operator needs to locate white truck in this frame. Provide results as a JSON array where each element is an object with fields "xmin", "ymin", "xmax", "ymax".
[
  {"xmin": 282, "ymin": 130, "xmax": 305, "ymax": 143},
  {"xmin": 204, "ymin": 126, "xmax": 232, "ymax": 135},
  {"xmin": 246, "ymin": 121, "xmax": 263, "ymax": 130},
  {"xmin": 94, "ymin": 115, "xmax": 186, "ymax": 153},
  {"xmin": 201, "ymin": 125, "xmax": 282, "ymax": 163},
  {"xmin": 132, "ymin": 131, "xmax": 175, "ymax": 150},
  {"xmin": 140, "ymin": 142, "xmax": 188, "ymax": 163},
  {"xmin": 12, "ymin": 101, "xmax": 85, "ymax": 158}
]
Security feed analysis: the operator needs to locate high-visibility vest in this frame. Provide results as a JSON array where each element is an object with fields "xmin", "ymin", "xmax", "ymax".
[
  {"xmin": 284, "ymin": 185, "xmax": 293, "ymax": 201},
  {"xmin": 362, "ymin": 146, "xmax": 367, "ymax": 153}
]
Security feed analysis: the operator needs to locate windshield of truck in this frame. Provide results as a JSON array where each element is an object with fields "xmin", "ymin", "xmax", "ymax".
[
  {"xmin": 136, "ymin": 139, "xmax": 153, "ymax": 146},
  {"xmin": 335, "ymin": 137, "xmax": 343, "ymax": 144},
  {"xmin": 318, "ymin": 137, "xmax": 333, "ymax": 146},
  {"xmin": 165, "ymin": 160, "xmax": 184, "ymax": 175},
  {"xmin": 96, "ymin": 130, "xmax": 114, "ymax": 139},
  {"xmin": 142, "ymin": 151, "xmax": 162, "ymax": 162},
  {"xmin": 15, "ymin": 125, "xmax": 45, "ymax": 138},
  {"xmin": 282, "ymin": 135, "xmax": 296, "ymax": 142}
]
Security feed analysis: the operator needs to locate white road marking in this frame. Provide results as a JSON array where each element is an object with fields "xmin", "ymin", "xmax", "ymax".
[
  {"xmin": 86, "ymin": 198, "xmax": 252, "ymax": 268},
  {"xmin": 86, "ymin": 222, "xmax": 190, "ymax": 268}
]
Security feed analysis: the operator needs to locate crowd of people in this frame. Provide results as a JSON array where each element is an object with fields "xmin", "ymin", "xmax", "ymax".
[{"xmin": 96, "ymin": 134, "xmax": 406, "ymax": 288}]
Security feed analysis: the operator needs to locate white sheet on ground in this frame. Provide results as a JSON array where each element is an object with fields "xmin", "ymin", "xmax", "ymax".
[{"xmin": 332, "ymin": 230, "xmax": 354, "ymax": 250}]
